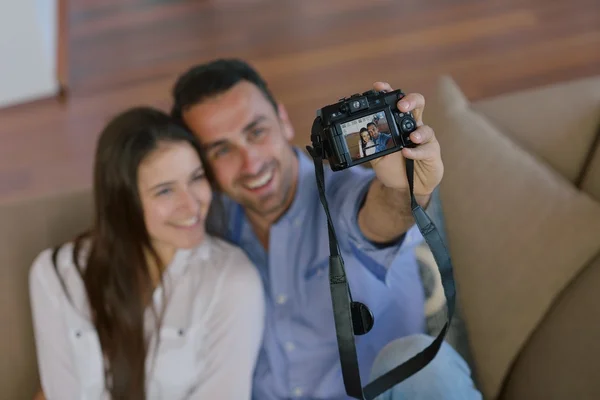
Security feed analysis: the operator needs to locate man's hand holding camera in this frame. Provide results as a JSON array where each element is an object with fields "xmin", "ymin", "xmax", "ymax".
[
  {"xmin": 369, "ymin": 82, "xmax": 443, "ymax": 197},
  {"xmin": 358, "ymin": 82, "xmax": 444, "ymax": 244}
]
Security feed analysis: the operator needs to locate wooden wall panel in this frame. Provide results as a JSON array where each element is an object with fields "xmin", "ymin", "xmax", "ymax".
[{"xmin": 0, "ymin": 0, "xmax": 598, "ymax": 202}]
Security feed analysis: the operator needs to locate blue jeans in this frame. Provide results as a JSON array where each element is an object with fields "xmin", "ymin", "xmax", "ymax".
[{"xmin": 370, "ymin": 334, "xmax": 482, "ymax": 400}]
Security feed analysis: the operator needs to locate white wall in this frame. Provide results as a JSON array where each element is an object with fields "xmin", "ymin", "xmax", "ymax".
[{"xmin": 0, "ymin": 0, "xmax": 59, "ymax": 109}]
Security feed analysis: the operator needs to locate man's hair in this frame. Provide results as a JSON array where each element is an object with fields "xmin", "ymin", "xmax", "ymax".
[
  {"xmin": 367, "ymin": 122, "xmax": 377, "ymax": 128},
  {"xmin": 170, "ymin": 58, "xmax": 278, "ymax": 122}
]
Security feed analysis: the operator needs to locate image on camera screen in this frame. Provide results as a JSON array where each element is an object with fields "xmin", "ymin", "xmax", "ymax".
[{"xmin": 339, "ymin": 111, "xmax": 393, "ymax": 161}]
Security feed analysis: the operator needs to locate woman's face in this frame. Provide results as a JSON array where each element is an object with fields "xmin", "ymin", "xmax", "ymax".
[
  {"xmin": 137, "ymin": 141, "xmax": 212, "ymax": 263},
  {"xmin": 361, "ymin": 130, "xmax": 370, "ymax": 143}
]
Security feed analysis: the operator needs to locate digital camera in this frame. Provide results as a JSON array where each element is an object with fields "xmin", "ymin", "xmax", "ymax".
[{"xmin": 311, "ymin": 89, "xmax": 418, "ymax": 171}]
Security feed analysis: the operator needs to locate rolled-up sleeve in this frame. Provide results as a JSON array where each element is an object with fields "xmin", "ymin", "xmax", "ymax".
[{"xmin": 324, "ymin": 166, "xmax": 424, "ymax": 283}]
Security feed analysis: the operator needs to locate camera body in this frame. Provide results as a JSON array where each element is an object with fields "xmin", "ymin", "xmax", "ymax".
[{"xmin": 312, "ymin": 89, "xmax": 417, "ymax": 171}]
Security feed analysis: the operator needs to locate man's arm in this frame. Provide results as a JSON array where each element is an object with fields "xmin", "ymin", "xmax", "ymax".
[
  {"xmin": 326, "ymin": 166, "xmax": 424, "ymax": 288},
  {"xmin": 358, "ymin": 85, "xmax": 443, "ymax": 244},
  {"xmin": 358, "ymin": 180, "xmax": 431, "ymax": 244}
]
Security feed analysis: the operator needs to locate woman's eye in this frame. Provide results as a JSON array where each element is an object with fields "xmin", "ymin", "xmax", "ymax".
[{"xmin": 156, "ymin": 188, "xmax": 172, "ymax": 196}]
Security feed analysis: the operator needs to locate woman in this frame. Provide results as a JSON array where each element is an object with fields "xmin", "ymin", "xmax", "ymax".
[
  {"xmin": 358, "ymin": 127, "xmax": 376, "ymax": 158},
  {"xmin": 29, "ymin": 107, "xmax": 265, "ymax": 400}
]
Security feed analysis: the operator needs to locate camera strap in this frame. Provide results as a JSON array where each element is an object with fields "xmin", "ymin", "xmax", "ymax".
[{"xmin": 306, "ymin": 120, "xmax": 456, "ymax": 399}]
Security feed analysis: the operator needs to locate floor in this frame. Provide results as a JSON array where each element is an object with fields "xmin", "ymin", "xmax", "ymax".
[{"xmin": 1, "ymin": 0, "xmax": 599, "ymax": 203}]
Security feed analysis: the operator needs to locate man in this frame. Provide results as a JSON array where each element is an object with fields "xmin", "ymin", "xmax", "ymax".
[
  {"xmin": 367, "ymin": 121, "xmax": 393, "ymax": 152},
  {"xmin": 171, "ymin": 59, "xmax": 481, "ymax": 399}
]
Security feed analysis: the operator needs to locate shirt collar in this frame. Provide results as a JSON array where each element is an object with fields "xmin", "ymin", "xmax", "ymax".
[
  {"xmin": 165, "ymin": 237, "xmax": 212, "ymax": 278},
  {"xmin": 280, "ymin": 146, "xmax": 319, "ymax": 222}
]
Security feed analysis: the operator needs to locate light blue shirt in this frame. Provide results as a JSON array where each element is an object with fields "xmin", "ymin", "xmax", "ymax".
[
  {"xmin": 217, "ymin": 147, "xmax": 426, "ymax": 400},
  {"xmin": 373, "ymin": 132, "xmax": 392, "ymax": 152}
]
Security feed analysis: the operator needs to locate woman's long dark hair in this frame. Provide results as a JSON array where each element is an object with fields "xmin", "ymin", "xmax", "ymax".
[
  {"xmin": 52, "ymin": 106, "xmax": 222, "ymax": 400},
  {"xmin": 359, "ymin": 128, "xmax": 372, "ymax": 155}
]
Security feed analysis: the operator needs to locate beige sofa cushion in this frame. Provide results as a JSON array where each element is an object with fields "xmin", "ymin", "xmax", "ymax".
[
  {"xmin": 470, "ymin": 75, "xmax": 600, "ymax": 183},
  {"xmin": 499, "ymin": 252, "xmax": 600, "ymax": 400},
  {"xmin": 0, "ymin": 188, "xmax": 92, "ymax": 400},
  {"xmin": 427, "ymin": 76, "xmax": 600, "ymax": 399}
]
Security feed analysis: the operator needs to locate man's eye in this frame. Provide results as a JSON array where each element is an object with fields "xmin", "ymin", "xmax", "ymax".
[
  {"xmin": 251, "ymin": 128, "xmax": 265, "ymax": 138},
  {"xmin": 213, "ymin": 145, "xmax": 230, "ymax": 158}
]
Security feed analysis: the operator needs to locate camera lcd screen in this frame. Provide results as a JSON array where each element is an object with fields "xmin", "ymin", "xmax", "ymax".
[{"xmin": 339, "ymin": 111, "xmax": 393, "ymax": 161}]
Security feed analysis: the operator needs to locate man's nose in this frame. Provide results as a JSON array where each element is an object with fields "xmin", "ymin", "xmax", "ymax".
[{"xmin": 240, "ymin": 147, "xmax": 262, "ymax": 175}]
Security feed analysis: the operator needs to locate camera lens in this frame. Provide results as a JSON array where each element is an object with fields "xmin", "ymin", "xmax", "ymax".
[
  {"xmin": 402, "ymin": 119, "xmax": 415, "ymax": 132},
  {"xmin": 352, "ymin": 101, "xmax": 360, "ymax": 109}
]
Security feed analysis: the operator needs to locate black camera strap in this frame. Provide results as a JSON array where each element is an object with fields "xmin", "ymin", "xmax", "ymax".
[{"xmin": 306, "ymin": 119, "xmax": 456, "ymax": 400}]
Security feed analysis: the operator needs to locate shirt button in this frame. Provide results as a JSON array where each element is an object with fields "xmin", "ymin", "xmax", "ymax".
[
  {"xmin": 285, "ymin": 341, "xmax": 295, "ymax": 352},
  {"xmin": 293, "ymin": 387, "xmax": 303, "ymax": 397},
  {"xmin": 294, "ymin": 218, "xmax": 302, "ymax": 227},
  {"xmin": 276, "ymin": 294, "xmax": 288, "ymax": 305}
]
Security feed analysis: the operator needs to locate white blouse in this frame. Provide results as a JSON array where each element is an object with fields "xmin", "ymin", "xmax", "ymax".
[
  {"xmin": 358, "ymin": 140, "xmax": 376, "ymax": 158},
  {"xmin": 29, "ymin": 235, "xmax": 265, "ymax": 400}
]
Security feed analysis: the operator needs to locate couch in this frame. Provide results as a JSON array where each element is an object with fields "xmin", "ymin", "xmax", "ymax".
[
  {"xmin": 429, "ymin": 74, "xmax": 600, "ymax": 399},
  {"xmin": 1, "ymin": 74, "xmax": 599, "ymax": 400}
]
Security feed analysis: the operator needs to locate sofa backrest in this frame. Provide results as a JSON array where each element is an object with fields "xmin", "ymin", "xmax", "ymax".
[
  {"xmin": 0, "ymin": 187, "xmax": 93, "ymax": 400},
  {"xmin": 470, "ymin": 75, "xmax": 600, "ymax": 186}
]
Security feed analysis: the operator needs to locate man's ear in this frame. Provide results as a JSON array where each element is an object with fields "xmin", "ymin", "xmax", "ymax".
[{"xmin": 277, "ymin": 103, "xmax": 295, "ymax": 141}]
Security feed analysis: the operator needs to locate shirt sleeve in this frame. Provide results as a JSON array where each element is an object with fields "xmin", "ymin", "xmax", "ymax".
[
  {"xmin": 29, "ymin": 249, "xmax": 82, "ymax": 400},
  {"xmin": 188, "ymin": 247, "xmax": 265, "ymax": 400},
  {"xmin": 326, "ymin": 166, "xmax": 424, "ymax": 283}
]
